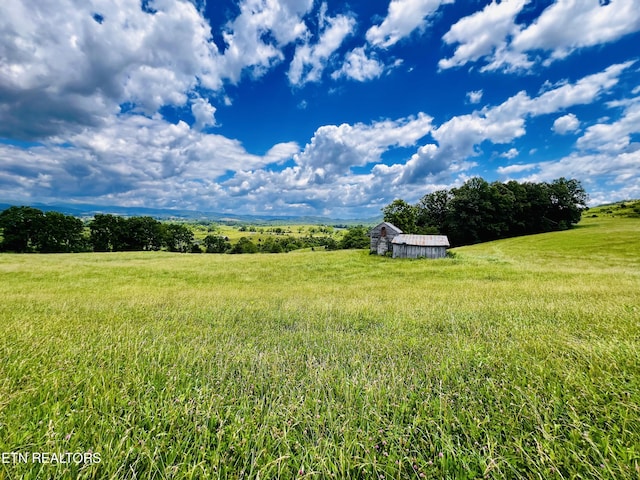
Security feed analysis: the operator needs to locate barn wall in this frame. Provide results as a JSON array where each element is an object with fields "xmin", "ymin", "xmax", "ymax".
[
  {"xmin": 392, "ymin": 245, "xmax": 447, "ymax": 259},
  {"xmin": 369, "ymin": 224, "xmax": 401, "ymax": 253}
]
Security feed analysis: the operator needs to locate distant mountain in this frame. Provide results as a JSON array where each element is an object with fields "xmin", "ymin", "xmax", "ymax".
[{"xmin": 0, "ymin": 201, "xmax": 381, "ymax": 226}]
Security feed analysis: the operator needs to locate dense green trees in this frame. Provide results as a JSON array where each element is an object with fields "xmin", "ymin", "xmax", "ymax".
[
  {"xmin": 164, "ymin": 224, "xmax": 195, "ymax": 252},
  {"xmin": 0, "ymin": 208, "xmax": 197, "ymax": 253},
  {"xmin": 202, "ymin": 235, "xmax": 231, "ymax": 253},
  {"xmin": 0, "ymin": 206, "xmax": 353, "ymax": 254},
  {"xmin": 88, "ymin": 214, "xmax": 167, "ymax": 251},
  {"xmin": 39, "ymin": 211, "xmax": 86, "ymax": 253},
  {"xmin": 0, "ymin": 206, "xmax": 87, "ymax": 252},
  {"xmin": 339, "ymin": 226, "xmax": 369, "ymax": 249},
  {"xmin": 384, "ymin": 177, "xmax": 588, "ymax": 246},
  {"xmin": 381, "ymin": 199, "xmax": 417, "ymax": 234}
]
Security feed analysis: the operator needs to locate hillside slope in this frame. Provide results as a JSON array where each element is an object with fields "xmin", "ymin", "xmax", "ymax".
[{"xmin": 0, "ymin": 215, "xmax": 639, "ymax": 479}]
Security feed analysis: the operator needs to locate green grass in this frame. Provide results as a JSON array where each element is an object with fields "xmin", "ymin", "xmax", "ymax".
[
  {"xmin": 0, "ymin": 215, "xmax": 639, "ymax": 479},
  {"xmin": 192, "ymin": 224, "xmax": 343, "ymax": 244},
  {"xmin": 586, "ymin": 199, "xmax": 640, "ymax": 218}
]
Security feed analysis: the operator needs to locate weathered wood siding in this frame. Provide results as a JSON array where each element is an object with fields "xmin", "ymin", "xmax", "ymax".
[
  {"xmin": 392, "ymin": 245, "xmax": 447, "ymax": 259},
  {"xmin": 369, "ymin": 222, "xmax": 402, "ymax": 253}
]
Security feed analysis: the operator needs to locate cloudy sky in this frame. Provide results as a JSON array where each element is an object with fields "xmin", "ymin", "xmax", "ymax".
[{"xmin": 1, "ymin": 0, "xmax": 639, "ymax": 217}]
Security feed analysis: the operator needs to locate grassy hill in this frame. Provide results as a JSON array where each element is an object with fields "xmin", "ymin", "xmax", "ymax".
[
  {"xmin": 0, "ymin": 214, "xmax": 638, "ymax": 479},
  {"xmin": 586, "ymin": 199, "xmax": 640, "ymax": 218}
]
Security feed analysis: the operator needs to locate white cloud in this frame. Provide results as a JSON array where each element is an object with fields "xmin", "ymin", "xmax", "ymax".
[
  {"xmin": 439, "ymin": 0, "xmax": 528, "ymax": 70},
  {"xmin": 0, "ymin": 113, "xmax": 299, "ymax": 209},
  {"xmin": 288, "ymin": 8, "xmax": 356, "ymax": 86},
  {"xmin": 331, "ymin": 47, "xmax": 384, "ymax": 82},
  {"xmin": 220, "ymin": 0, "xmax": 314, "ymax": 83},
  {"xmin": 191, "ymin": 98, "xmax": 217, "ymax": 131},
  {"xmin": 466, "ymin": 90, "xmax": 484, "ymax": 104},
  {"xmin": 552, "ymin": 113, "xmax": 580, "ymax": 134},
  {"xmin": 187, "ymin": 59, "xmax": 635, "ymax": 212},
  {"xmin": 295, "ymin": 113, "xmax": 433, "ymax": 175},
  {"xmin": 501, "ymin": 148, "xmax": 519, "ymax": 159},
  {"xmin": 397, "ymin": 61, "xmax": 633, "ymax": 183},
  {"xmin": 0, "ymin": 0, "xmax": 223, "ymax": 139},
  {"xmin": 521, "ymin": 150, "xmax": 640, "ymax": 192},
  {"xmin": 528, "ymin": 61, "xmax": 634, "ymax": 115},
  {"xmin": 366, "ymin": 0, "xmax": 454, "ymax": 48},
  {"xmin": 576, "ymin": 98, "xmax": 640, "ymax": 152},
  {"xmin": 512, "ymin": 0, "xmax": 640, "ymax": 62},
  {"xmin": 497, "ymin": 163, "xmax": 537, "ymax": 175},
  {"xmin": 439, "ymin": 0, "xmax": 640, "ymax": 72},
  {"xmin": 211, "ymin": 113, "xmax": 435, "ymax": 215}
]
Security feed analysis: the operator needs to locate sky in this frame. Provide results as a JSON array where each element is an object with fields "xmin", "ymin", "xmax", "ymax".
[{"xmin": 1, "ymin": 0, "xmax": 639, "ymax": 218}]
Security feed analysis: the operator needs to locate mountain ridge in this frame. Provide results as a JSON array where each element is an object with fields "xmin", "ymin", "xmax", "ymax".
[{"xmin": 0, "ymin": 201, "xmax": 381, "ymax": 226}]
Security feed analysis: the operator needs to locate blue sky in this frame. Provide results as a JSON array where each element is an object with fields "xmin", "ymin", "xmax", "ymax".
[{"xmin": 1, "ymin": 0, "xmax": 639, "ymax": 218}]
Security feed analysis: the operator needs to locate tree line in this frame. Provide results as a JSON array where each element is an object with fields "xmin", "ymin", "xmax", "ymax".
[
  {"xmin": 383, "ymin": 177, "xmax": 588, "ymax": 247},
  {"xmin": 0, "ymin": 208, "xmax": 197, "ymax": 253},
  {"xmin": 0, "ymin": 206, "xmax": 371, "ymax": 254}
]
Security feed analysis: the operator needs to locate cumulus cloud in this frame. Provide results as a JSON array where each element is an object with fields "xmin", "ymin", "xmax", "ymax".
[
  {"xmin": 439, "ymin": 0, "xmax": 529, "ymax": 70},
  {"xmin": 1, "ymin": 0, "xmax": 637, "ymax": 218},
  {"xmin": 288, "ymin": 6, "xmax": 356, "ymax": 86},
  {"xmin": 512, "ymin": 0, "xmax": 640, "ymax": 62},
  {"xmin": 331, "ymin": 47, "xmax": 384, "ymax": 82},
  {"xmin": 0, "ymin": 113, "xmax": 299, "ymax": 209},
  {"xmin": 295, "ymin": 113, "xmax": 433, "ymax": 176},
  {"xmin": 397, "ymin": 61, "xmax": 634, "ymax": 184},
  {"xmin": 0, "ymin": 0, "xmax": 223, "ymax": 139},
  {"xmin": 501, "ymin": 148, "xmax": 519, "ymax": 159},
  {"xmin": 576, "ymin": 98, "xmax": 640, "ymax": 152},
  {"xmin": 439, "ymin": 0, "xmax": 640, "ymax": 72},
  {"xmin": 191, "ymin": 98, "xmax": 218, "ymax": 131},
  {"xmin": 220, "ymin": 0, "xmax": 313, "ymax": 83},
  {"xmin": 366, "ymin": 0, "xmax": 454, "ymax": 48},
  {"xmin": 213, "ymin": 113, "xmax": 434, "ymax": 215},
  {"xmin": 7, "ymin": 59, "xmax": 630, "ymax": 216},
  {"xmin": 552, "ymin": 113, "xmax": 580, "ymax": 134},
  {"xmin": 521, "ymin": 149, "xmax": 640, "ymax": 194}
]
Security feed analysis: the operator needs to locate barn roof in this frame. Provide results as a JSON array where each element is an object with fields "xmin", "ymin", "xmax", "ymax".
[
  {"xmin": 391, "ymin": 234, "xmax": 450, "ymax": 247},
  {"xmin": 368, "ymin": 222, "xmax": 403, "ymax": 235}
]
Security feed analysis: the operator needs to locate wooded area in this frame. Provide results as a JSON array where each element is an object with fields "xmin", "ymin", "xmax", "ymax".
[
  {"xmin": 0, "ymin": 207, "xmax": 368, "ymax": 254},
  {"xmin": 383, "ymin": 177, "xmax": 588, "ymax": 246}
]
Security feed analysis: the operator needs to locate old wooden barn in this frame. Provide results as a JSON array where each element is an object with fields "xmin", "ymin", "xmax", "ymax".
[
  {"xmin": 369, "ymin": 222, "xmax": 450, "ymax": 259},
  {"xmin": 368, "ymin": 221, "xmax": 403, "ymax": 255},
  {"xmin": 391, "ymin": 234, "xmax": 450, "ymax": 259}
]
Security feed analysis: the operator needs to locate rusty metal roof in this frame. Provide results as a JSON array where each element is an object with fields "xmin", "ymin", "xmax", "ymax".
[{"xmin": 391, "ymin": 234, "xmax": 450, "ymax": 247}]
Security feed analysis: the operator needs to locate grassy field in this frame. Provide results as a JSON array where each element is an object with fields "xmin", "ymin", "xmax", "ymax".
[
  {"xmin": 0, "ymin": 214, "xmax": 639, "ymax": 479},
  {"xmin": 190, "ymin": 224, "xmax": 343, "ymax": 244}
]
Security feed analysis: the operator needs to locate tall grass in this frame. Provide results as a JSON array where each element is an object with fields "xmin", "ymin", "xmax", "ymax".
[{"xmin": 0, "ymin": 216, "xmax": 639, "ymax": 479}]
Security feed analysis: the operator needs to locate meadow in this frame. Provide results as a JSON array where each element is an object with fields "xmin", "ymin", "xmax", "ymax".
[{"xmin": 0, "ymin": 214, "xmax": 638, "ymax": 479}]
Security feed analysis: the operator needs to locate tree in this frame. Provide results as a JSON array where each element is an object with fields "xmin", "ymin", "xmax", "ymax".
[
  {"xmin": 415, "ymin": 190, "xmax": 451, "ymax": 233},
  {"xmin": 548, "ymin": 177, "xmax": 588, "ymax": 229},
  {"xmin": 229, "ymin": 237, "xmax": 258, "ymax": 254},
  {"xmin": 89, "ymin": 214, "xmax": 127, "ymax": 251},
  {"xmin": 385, "ymin": 177, "xmax": 588, "ymax": 247},
  {"xmin": 445, "ymin": 177, "xmax": 494, "ymax": 245},
  {"xmin": 0, "ymin": 206, "xmax": 45, "ymax": 252},
  {"xmin": 382, "ymin": 199, "xmax": 417, "ymax": 233},
  {"xmin": 339, "ymin": 226, "xmax": 369, "ymax": 249},
  {"xmin": 122, "ymin": 216, "xmax": 164, "ymax": 251},
  {"xmin": 39, "ymin": 211, "xmax": 86, "ymax": 252},
  {"xmin": 202, "ymin": 235, "xmax": 230, "ymax": 253},
  {"xmin": 486, "ymin": 181, "xmax": 517, "ymax": 239},
  {"xmin": 164, "ymin": 223, "xmax": 194, "ymax": 252}
]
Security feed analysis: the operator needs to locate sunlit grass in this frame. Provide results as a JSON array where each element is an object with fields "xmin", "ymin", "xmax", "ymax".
[{"xmin": 0, "ymin": 216, "xmax": 639, "ymax": 478}]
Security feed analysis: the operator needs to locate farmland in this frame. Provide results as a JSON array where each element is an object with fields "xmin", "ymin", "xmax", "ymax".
[{"xmin": 0, "ymin": 213, "xmax": 639, "ymax": 479}]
